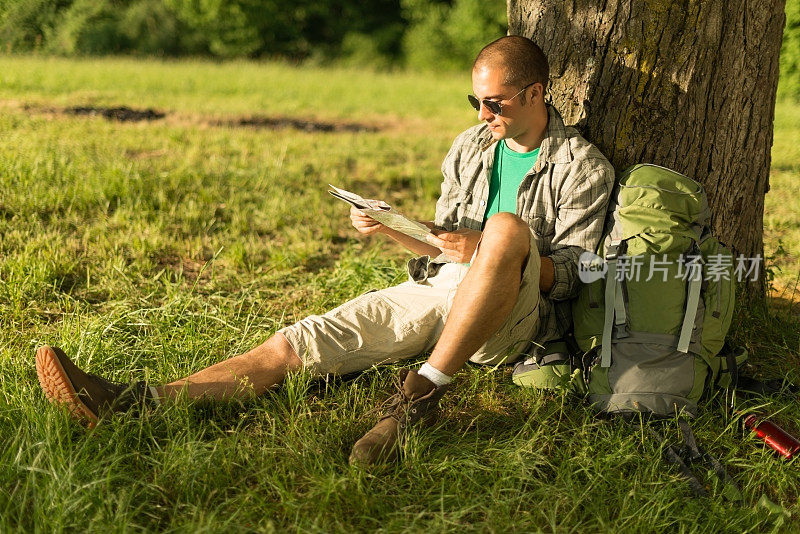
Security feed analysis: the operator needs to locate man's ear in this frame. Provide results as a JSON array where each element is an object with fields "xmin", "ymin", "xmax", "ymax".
[{"xmin": 529, "ymin": 82, "xmax": 544, "ymax": 105}]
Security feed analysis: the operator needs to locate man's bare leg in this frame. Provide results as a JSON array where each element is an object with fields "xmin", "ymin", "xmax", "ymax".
[
  {"xmin": 426, "ymin": 212, "xmax": 531, "ymax": 376},
  {"xmin": 161, "ymin": 213, "xmax": 527, "ymax": 404},
  {"xmin": 36, "ymin": 332, "xmax": 304, "ymax": 425},
  {"xmin": 349, "ymin": 213, "xmax": 532, "ymax": 464},
  {"xmin": 157, "ymin": 334, "xmax": 303, "ymax": 401}
]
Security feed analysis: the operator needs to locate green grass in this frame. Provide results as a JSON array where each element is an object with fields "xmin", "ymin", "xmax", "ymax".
[
  {"xmin": 766, "ymin": 99, "xmax": 800, "ymax": 305},
  {"xmin": 1, "ymin": 55, "xmax": 799, "ymax": 532}
]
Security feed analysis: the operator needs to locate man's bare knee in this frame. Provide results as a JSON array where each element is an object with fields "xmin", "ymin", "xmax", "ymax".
[{"xmin": 478, "ymin": 213, "xmax": 530, "ymax": 261}]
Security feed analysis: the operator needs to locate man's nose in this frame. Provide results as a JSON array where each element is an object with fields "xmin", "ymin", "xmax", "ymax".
[{"xmin": 478, "ymin": 102, "xmax": 494, "ymax": 121}]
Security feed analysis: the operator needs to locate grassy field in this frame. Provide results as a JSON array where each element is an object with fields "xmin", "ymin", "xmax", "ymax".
[
  {"xmin": 767, "ymin": 101, "xmax": 800, "ymax": 306},
  {"xmin": 1, "ymin": 56, "xmax": 799, "ymax": 532}
]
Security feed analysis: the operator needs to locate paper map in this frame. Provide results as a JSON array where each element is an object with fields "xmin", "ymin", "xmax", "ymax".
[{"xmin": 328, "ymin": 184, "xmax": 432, "ymax": 243}]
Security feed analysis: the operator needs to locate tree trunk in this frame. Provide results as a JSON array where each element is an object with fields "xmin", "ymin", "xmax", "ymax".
[{"xmin": 508, "ymin": 0, "xmax": 785, "ymax": 295}]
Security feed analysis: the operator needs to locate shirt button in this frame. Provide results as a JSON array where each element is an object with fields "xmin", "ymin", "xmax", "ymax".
[{"xmin": 480, "ymin": 200, "xmax": 486, "ymax": 206}]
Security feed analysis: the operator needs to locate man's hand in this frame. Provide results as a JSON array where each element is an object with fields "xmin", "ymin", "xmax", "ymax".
[
  {"xmin": 349, "ymin": 210, "xmax": 442, "ymax": 257},
  {"xmin": 350, "ymin": 206, "xmax": 385, "ymax": 236},
  {"xmin": 426, "ymin": 228, "xmax": 482, "ymax": 263}
]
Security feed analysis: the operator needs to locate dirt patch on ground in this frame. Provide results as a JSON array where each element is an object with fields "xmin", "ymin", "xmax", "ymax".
[
  {"xmin": 7, "ymin": 99, "xmax": 392, "ymax": 133},
  {"xmin": 65, "ymin": 106, "xmax": 166, "ymax": 122},
  {"xmin": 215, "ymin": 115, "xmax": 379, "ymax": 133}
]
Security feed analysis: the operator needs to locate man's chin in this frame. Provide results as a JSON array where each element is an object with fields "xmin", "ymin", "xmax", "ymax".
[{"xmin": 488, "ymin": 128, "xmax": 505, "ymax": 140}]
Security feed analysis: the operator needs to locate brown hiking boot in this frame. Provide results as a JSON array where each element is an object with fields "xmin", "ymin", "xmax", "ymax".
[
  {"xmin": 349, "ymin": 369, "xmax": 450, "ymax": 466},
  {"xmin": 35, "ymin": 345, "xmax": 156, "ymax": 428}
]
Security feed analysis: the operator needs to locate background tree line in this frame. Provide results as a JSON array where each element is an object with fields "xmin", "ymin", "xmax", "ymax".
[
  {"xmin": 0, "ymin": 0, "xmax": 505, "ymax": 70},
  {"xmin": 1, "ymin": 0, "xmax": 799, "ymax": 99}
]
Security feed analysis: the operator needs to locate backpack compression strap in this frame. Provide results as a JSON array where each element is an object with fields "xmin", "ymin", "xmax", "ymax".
[
  {"xmin": 601, "ymin": 242, "xmax": 630, "ymax": 367},
  {"xmin": 677, "ymin": 243, "xmax": 704, "ymax": 353}
]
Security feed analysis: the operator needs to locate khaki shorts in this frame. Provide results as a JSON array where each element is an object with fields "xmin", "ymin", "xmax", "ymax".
[{"xmin": 279, "ymin": 234, "xmax": 541, "ymax": 376}]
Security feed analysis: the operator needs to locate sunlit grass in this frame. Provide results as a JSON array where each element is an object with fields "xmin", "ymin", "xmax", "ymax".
[
  {"xmin": 0, "ymin": 56, "xmax": 798, "ymax": 532},
  {"xmin": 0, "ymin": 55, "xmax": 476, "ymax": 129},
  {"xmin": 766, "ymin": 100, "xmax": 800, "ymax": 302}
]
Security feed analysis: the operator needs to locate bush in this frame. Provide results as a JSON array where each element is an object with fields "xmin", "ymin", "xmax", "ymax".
[
  {"xmin": 166, "ymin": 0, "xmax": 272, "ymax": 58},
  {"xmin": 47, "ymin": 0, "xmax": 129, "ymax": 55},
  {"xmin": 0, "ymin": 0, "xmax": 409, "ymax": 60},
  {"xmin": 165, "ymin": 0, "xmax": 406, "ymax": 61},
  {"xmin": 401, "ymin": 0, "xmax": 507, "ymax": 71},
  {"xmin": 120, "ymin": 0, "xmax": 188, "ymax": 56},
  {"xmin": 339, "ymin": 30, "xmax": 401, "ymax": 70},
  {"xmin": 0, "ymin": 0, "xmax": 505, "ymax": 67},
  {"xmin": 0, "ymin": 0, "xmax": 71, "ymax": 52},
  {"xmin": 5, "ymin": 0, "xmax": 800, "ymax": 83},
  {"xmin": 0, "ymin": 0, "xmax": 193, "ymax": 56}
]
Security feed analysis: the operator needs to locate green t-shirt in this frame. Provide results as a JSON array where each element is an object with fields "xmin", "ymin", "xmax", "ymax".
[{"xmin": 483, "ymin": 141, "xmax": 540, "ymax": 223}]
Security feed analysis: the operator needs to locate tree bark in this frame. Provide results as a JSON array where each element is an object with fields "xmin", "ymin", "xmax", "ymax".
[{"xmin": 508, "ymin": 0, "xmax": 785, "ymax": 294}]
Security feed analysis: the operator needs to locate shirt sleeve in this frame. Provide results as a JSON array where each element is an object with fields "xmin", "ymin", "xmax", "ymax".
[{"xmin": 547, "ymin": 161, "xmax": 615, "ymax": 301}]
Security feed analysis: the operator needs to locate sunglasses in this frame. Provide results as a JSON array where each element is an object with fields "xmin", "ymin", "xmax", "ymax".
[{"xmin": 467, "ymin": 82, "xmax": 535, "ymax": 115}]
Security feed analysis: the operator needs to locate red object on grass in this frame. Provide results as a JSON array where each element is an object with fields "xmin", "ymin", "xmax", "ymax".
[{"xmin": 743, "ymin": 413, "xmax": 800, "ymax": 460}]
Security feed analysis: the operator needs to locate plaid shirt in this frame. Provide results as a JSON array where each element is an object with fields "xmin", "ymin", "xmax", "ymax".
[{"xmin": 432, "ymin": 105, "xmax": 614, "ymax": 344}]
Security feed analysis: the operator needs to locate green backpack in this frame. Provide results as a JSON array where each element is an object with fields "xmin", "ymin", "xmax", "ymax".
[
  {"xmin": 575, "ymin": 163, "xmax": 744, "ymax": 416},
  {"xmin": 514, "ymin": 164, "xmax": 745, "ymax": 417}
]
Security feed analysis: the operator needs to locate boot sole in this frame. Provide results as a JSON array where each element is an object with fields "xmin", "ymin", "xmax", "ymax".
[{"xmin": 35, "ymin": 346, "xmax": 99, "ymax": 428}]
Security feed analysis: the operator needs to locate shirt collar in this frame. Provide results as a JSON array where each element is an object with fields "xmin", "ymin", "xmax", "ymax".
[
  {"xmin": 479, "ymin": 104, "xmax": 574, "ymax": 172},
  {"xmin": 536, "ymin": 104, "xmax": 573, "ymax": 170}
]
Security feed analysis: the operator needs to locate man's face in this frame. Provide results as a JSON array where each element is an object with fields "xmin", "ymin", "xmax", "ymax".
[{"xmin": 471, "ymin": 65, "xmax": 533, "ymax": 141}]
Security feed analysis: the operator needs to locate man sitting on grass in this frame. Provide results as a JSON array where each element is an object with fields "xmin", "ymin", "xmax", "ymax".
[{"xmin": 36, "ymin": 35, "xmax": 614, "ymax": 465}]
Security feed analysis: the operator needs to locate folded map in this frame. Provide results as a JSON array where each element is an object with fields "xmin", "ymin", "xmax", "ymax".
[{"xmin": 328, "ymin": 184, "xmax": 433, "ymax": 243}]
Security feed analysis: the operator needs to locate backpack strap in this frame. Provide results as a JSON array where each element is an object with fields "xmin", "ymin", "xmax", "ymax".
[
  {"xmin": 677, "ymin": 243, "xmax": 704, "ymax": 353},
  {"xmin": 726, "ymin": 351, "xmax": 740, "ymax": 389},
  {"xmin": 676, "ymin": 419, "xmax": 743, "ymax": 503},
  {"xmin": 735, "ymin": 376, "xmax": 800, "ymax": 397},
  {"xmin": 715, "ymin": 344, "xmax": 799, "ymax": 397},
  {"xmin": 647, "ymin": 419, "xmax": 743, "ymax": 503},
  {"xmin": 646, "ymin": 424, "xmax": 708, "ymax": 497},
  {"xmin": 601, "ymin": 244, "xmax": 619, "ymax": 367},
  {"xmin": 615, "ymin": 275, "xmax": 630, "ymax": 337},
  {"xmin": 601, "ymin": 241, "xmax": 630, "ymax": 367}
]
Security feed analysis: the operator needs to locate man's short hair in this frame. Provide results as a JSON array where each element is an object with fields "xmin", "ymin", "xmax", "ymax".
[{"xmin": 473, "ymin": 36, "xmax": 549, "ymax": 93}]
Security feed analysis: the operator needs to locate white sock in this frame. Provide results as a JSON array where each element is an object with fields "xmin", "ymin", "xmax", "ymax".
[{"xmin": 417, "ymin": 362, "xmax": 452, "ymax": 387}]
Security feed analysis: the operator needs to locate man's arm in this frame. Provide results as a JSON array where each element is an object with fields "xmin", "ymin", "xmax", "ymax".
[
  {"xmin": 350, "ymin": 207, "xmax": 442, "ymax": 257},
  {"xmin": 353, "ymin": 127, "xmax": 523, "ymax": 262},
  {"xmin": 547, "ymin": 163, "xmax": 614, "ymax": 300},
  {"xmin": 351, "ymin": 207, "xmax": 486, "ymax": 262}
]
